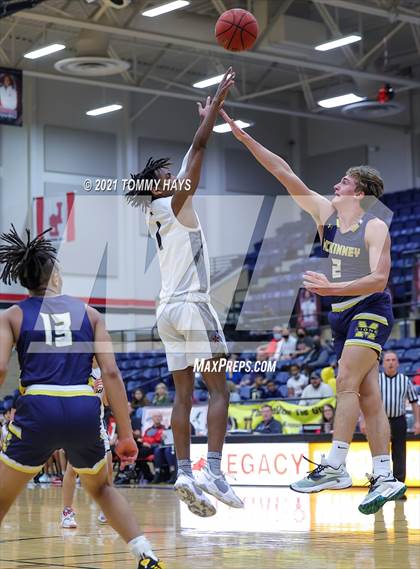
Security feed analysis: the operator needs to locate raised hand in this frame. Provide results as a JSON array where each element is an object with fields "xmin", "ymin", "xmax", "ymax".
[
  {"xmin": 197, "ymin": 95, "xmax": 212, "ymax": 121},
  {"xmin": 213, "ymin": 67, "xmax": 235, "ymax": 108},
  {"xmin": 219, "ymin": 108, "xmax": 247, "ymax": 141}
]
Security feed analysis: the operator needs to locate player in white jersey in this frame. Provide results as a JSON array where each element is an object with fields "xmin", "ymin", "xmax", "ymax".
[
  {"xmin": 60, "ymin": 362, "xmax": 113, "ymax": 528},
  {"xmin": 127, "ymin": 68, "xmax": 243, "ymax": 516}
]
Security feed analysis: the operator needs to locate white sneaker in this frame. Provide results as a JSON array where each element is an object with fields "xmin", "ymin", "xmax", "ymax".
[
  {"xmin": 39, "ymin": 473, "xmax": 51, "ymax": 484},
  {"xmin": 61, "ymin": 508, "xmax": 77, "ymax": 529},
  {"xmin": 358, "ymin": 474, "xmax": 407, "ymax": 515},
  {"xmin": 195, "ymin": 465, "xmax": 244, "ymax": 509},
  {"xmin": 174, "ymin": 472, "xmax": 216, "ymax": 517},
  {"xmin": 97, "ymin": 511, "xmax": 107, "ymax": 524},
  {"xmin": 290, "ymin": 455, "xmax": 352, "ymax": 493}
]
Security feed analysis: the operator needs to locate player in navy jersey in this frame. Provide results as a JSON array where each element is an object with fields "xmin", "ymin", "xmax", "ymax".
[
  {"xmin": 0, "ymin": 226, "xmax": 163, "ymax": 568},
  {"xmin": 220, "ymin": 110, "xmax": 406, "ymax": 513}
]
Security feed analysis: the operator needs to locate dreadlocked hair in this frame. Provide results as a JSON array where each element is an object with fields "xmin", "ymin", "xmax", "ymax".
[
  {"xmin": 0, "ymin": 225, "xmax": 57, "ymax": 290},
  {"xmin": 125, "ymin": 157, "xmax": 171, "ymax": 210}
]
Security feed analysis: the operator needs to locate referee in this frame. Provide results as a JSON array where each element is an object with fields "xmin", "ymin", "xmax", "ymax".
[{"xmin": 378, "ymin": 351, "xmax": 420, "ymax": 484}]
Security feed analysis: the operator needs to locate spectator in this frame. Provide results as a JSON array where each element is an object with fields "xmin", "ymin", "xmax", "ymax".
[
  {"xmin": 321, "ymin": 363, "xmax": 337, "ymax": 395},
  {"xmin": 300, "ymin": 372, "xmax": 334, "ymax": 405},
  {"xmin": 227, "ymin": 380, "xmax": 241, "ymax": 402},
  {"xmin": 301, "ymin": 335, "xmax": 330, "ymax": 373},
  {"xmin": 273, "ymin": 327, "xmax": 297, "ymax": 361},
  {"xmin": 253, "ymin": 405, "xmax": 282, "ymax": 434},
  {"xmin": 287, "ymin": 364, "xmax": 308, "ymax": 398},
  {"xmin": 131, "ymin": 388, "xmax": 151, "ymax": 410},
  {"xmin": 250, "ymin": 375, "xmax": 267, "ymax": 400},
  {"xmin": 225, "ymin": 354, "xmax": 243, "ymax": 384},
  {"xmin": 413, "ymin": 367, "xmax": 420, "ymax": 386},
  {"xmin": 256, "ymin": 326, "xmax": 282, "ymax": 361},
  {"xmin": 321, "ymin": 404, "xmax": 335, "ymax": 433},
  {"xmin": 143, "ymin": 414, "xmax": 177, "ymax": 484},
  {"xmin": 293, "ymin": 327, "xmax": 314, "ymax": 357},
  {"xmin": 298, "ymin": 289, "xmax": 319, "ymax": 332},
  {"xmin": 263, "ymin": 380, "xmax": 282, "ymax": 399},
  {"xmin": 152, "ymin": 383, "xmax": 171, "ymax": 406},
  {"xmin": 128, "ymin": 402, "xmax": 142, "ymax": 431}
]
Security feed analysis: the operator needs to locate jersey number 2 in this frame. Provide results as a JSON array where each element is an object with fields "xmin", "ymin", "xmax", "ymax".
[
  {"xmin": 40, "ymin": 312, "xmax": 73, "ymax": 347},
  {"xmin": 332, "ymin": 258, "xmax": 342, "ymax": 279}
]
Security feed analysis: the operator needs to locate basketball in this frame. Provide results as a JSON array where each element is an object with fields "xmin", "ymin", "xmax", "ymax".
[{"xmin": 215, "ymin": 9, "xmax": 259, "ymax": 52}]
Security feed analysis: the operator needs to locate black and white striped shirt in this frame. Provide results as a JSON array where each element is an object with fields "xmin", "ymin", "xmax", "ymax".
[{"xmin": 378, "ymin": 372, "xmax": 419, "ymax": 418}]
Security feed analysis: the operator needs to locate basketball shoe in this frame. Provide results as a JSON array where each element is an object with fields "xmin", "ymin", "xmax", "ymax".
[
  {"xmin": 358, "ymin": 474, "xmax": 407, "ymax": 515},
  {"xmin": 60, "ymin": 508, "xmax": 77, "ymax": 528},
  {"xmin": 97, "ymin": 511, "xmax": 107, "ymax": 524},
  {"xmin": 195, "ymin": 465, "xmax": 244, "ymax": 508},
  {"xmin": 137, "ymin": 559, "xmax": 164, "ymax": 569},
  {"xmin": 174, "ymin": 472, "xmax": 216, "ymax": 517},
  {"xmin": 290, "ymin": 455, "xmax": 352, "ymax": 493}
]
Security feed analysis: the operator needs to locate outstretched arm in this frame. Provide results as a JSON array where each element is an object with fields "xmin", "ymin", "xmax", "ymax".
[
  {"xmin": 219, "ymin": 109, "xmax": 334, "ymax": 225},
  {"xmin": 303, "ymin": 219, "xmax": 391, "ymax": 296},
  {"xmin": 172, "ymin": 68, "xmax": 235, "ymax": 215}
]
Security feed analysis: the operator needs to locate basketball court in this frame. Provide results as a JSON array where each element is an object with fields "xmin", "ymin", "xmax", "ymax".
[
  {"xmin": 1, "ymin": 1, "xmax": 420, "ymax": 569},
  {"xmin": 2, "ymin": 487, "xmax": 419, "ymax": 569}
]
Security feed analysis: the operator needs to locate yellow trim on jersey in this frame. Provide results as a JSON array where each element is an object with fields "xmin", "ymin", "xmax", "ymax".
[
  {"xmin": 72, "ymin": 456, "xmax": 107, "ymax": 476},
  {"xmin": 24, "ymin": 385, "xmax": 95, "ymax": 397},
  {"xmin": 331, "ymin": 294, "xmax": 373, "ymax": 312},
  {"xmin": 344, "ymin": 339, "xmax": 382, "ymax": 353},
  {"xmin": 0, "ymin": 452, "xmax": 43, "ymax": 474},
  {"xmin": 8, "ymin": 423, "xmax": 22, "ymax": 440},
  {"xmin": 352, "ymin": 313, "xmax": 388, "ymax": 326}
]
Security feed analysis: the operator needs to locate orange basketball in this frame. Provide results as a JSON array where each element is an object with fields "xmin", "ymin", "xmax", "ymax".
[{"xmin": 215, "ymin": 9, "xmax": 259, "ymax": 52}]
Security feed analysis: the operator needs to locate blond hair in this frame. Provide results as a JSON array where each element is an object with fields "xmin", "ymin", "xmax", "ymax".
[{"xmin": 346, "ymin": 165, "xmax": 384, "ymax": 199}]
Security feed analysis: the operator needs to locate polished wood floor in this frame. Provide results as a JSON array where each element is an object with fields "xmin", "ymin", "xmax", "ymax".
[{"xmin": 1, "ymin": 485, "xmax": 419, "ymax": 569}]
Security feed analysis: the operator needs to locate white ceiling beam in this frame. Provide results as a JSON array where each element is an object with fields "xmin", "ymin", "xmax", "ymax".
[
  {"xmin": 355, "ymin": 21, "xmax": 406, "ymax": 69},
  {"xmin": 312, "ymin": 0, "xmax": 420, "ymax": 26},
  {"xmin": 22, "ymin": 68, "xmax": 408, "ymax": 130},
  {"xmin": 314, "ymin": 2, "xmax": 358, "ymax": 67},
  {"xmin": 238, "ymin": 72, "xmax": 335, "ymax": 101},
  {"xmin": 12, "ymin": 11, "xmax": 420, "ymax": 88}
]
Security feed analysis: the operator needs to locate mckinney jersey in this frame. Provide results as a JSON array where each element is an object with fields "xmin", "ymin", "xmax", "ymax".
[
  {"xmin": 16, "ymin": 295, "xmax": 94, "ymax": 388},
  {"xmin": 321, "ymin": 211, "xmax": 379, "ymax": 305},
  {"xmin": 146, "ymin": 196, "xmax": 211, "ymax": 303}
]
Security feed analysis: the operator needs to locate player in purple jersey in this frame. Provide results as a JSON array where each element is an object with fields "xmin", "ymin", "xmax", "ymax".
[
  {"xmin": 0, "ymin": 226, "xmax": 163, "ymax": 568},
  {"xmin": 220, "ymin": 109, "xmax": 406, "ymax": 514}
]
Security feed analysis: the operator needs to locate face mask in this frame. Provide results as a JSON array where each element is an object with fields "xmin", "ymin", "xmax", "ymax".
[
  {"xmin": 297, "ymin": 332, "xmax": 305, "ymax": 338},
  {"xmin": 282, "ymin": 334, "xmax": 289, "ymax": 339},
  {"xmin": 314, "ymin": 341, "xmax": 321, "ymax": 347},
  {"xmin": 273, "ymin": 333, "xmax": 282, "ymax": 340}
]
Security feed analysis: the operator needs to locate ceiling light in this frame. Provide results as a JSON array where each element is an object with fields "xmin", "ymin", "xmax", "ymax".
[
  {"xmin": 193, "ymin": 74, "xmax": 225, "ymax": 89},
  {"xmin": 318, "ymin": 93, "xmax": 365, "ymax": 109},
  {"xmin": 315, "ymin": 35, "xmax": 361, "ymax": 51},
  {"xmin": 24, "ymin": 43, "xmax": 65, "ymax": 60},
  {"xmin": 86, "ymin": 104, "xmax": 123, "ymax": 116},
  {"xmin": 142, "ymin": 1, "xmax": 190, "ymax": 18},
  {"xmin": 213, "ymin": 120, "xmax": 251, "ymax": 133}
]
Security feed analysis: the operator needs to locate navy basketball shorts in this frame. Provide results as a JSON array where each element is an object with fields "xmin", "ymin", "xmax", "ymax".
[
  {"xmin": 0, "ymin": 392, "xmax": 107, "ymax": 475},
  {"xmin": 328, "ymin": 292, "xmax": 394, "ymax": 360}
]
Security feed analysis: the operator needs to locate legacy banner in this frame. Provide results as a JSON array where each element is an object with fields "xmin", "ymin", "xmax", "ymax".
[{"xmin": 228, "ymin": 398, "xmax": 336, "ymax": 434}]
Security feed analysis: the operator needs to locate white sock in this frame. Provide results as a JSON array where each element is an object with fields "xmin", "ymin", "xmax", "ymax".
[
  {"xmin": 326, "ymin": 441, "xmax": 350, "ymax": 469},
  {"xmin": 372, "ymin": 455, "xmax": 392, "ymax": 478},
  {"xmin": 128, "ymin": 535, "xmax": 157, "ymax": 562}
]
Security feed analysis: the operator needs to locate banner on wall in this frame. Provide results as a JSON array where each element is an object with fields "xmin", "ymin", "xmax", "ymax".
[
  {"xmin": 228, "ymin": 398, "xmax": 336, "ymax": 434},
  {"xmin": 141, "ymin": 398, "xmax": 334, "ymax": 436},
  {"xmin": 0, "ymin": 67, "xmax": 22, "ymax": 126},
  {"xmin": 33, "ymin": 194, "xmax": 75, "ymax": 242}
]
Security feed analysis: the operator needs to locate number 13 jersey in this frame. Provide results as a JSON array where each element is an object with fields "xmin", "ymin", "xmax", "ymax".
[
  {"xmin": 16, "ymin": 295, "xmax": 94, "ymax": 388},
  {"xmin": 146, "ymin": 196, "xmax": 211, "ymax": 304}
]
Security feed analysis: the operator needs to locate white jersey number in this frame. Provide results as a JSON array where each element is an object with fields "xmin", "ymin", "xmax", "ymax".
[
  {"xmin": 40, "ymin": 312, "xmax": 73, "ymax": 347},
  {"xmin": 332, "ymin": 258, "xmax": 342, "ymax": 279}
]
